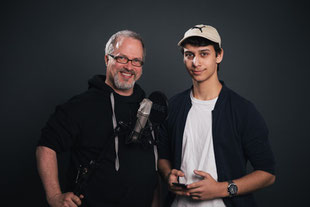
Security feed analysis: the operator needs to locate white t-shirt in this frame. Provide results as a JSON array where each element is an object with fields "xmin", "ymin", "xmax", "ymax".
[{"xmin": 172, "ymin": 92, "xmax": 225, "ymax": 207}]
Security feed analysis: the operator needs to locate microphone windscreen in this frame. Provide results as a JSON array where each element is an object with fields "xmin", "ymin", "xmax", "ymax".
[{"xmin": 148, "ymin": 91, "xmax": 168, "ymax": 125}]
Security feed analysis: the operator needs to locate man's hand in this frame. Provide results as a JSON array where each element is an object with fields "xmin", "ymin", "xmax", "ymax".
[
  {"xmin": 167, "ymin": 169, "xmax": 189, "ymax": 196},
  {"xmin": 186, "ymin": 170, "xmax": 226, "ymax": 201},
  {"xmin": 47, "ymin": 192, "xmax": 84, "ymax": 207}
]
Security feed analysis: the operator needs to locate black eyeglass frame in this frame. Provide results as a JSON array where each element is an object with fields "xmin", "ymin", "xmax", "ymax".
[{"xmin": 108, "ymin": 54, "xmax": 144, "ymax": 67}]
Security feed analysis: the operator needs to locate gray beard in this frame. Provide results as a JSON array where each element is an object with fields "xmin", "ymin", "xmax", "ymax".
[{"xmin": 113, "ymin": 73, "xmax": 135, "ymax": 90}]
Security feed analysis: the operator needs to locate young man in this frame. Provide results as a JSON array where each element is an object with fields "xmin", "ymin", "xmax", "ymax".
[
  {"xmin": 36, "ymin": 30, "xmax": 160, "ymax": 207},
  {"xmin": 158, "ymin": 24, "xmax": 276, "ymax": 207}
]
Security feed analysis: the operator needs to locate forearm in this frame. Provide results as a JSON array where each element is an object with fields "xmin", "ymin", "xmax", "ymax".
[
  {"xmin": 216, "ymin": 170, "xmax": 276, "ymax": 198},
  {"xmin": 36, "ymin": 146, "xmax": 62, "ymax": 200},
  {"xmin": 151, "ymin": 175, "xmax": 161, "ymax": 207},
  {"xmin": 158, "ymin": 159, "xmax": 172, "ymax": 181},
  {"xmin": 232, "ymin": 170, "xmax": 275, "ymax": 196},
  {"xmin": 187, "ymin": 170, "xmax": 276, "ymax": 201}
]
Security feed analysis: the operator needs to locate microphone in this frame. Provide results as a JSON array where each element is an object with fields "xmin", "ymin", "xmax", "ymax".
[
  {"xmin": 148, "ymin": 91, "xmax": 168, "ymax": 125},
  {"xmin": 126, "ymin": 91, "xmax": 168, "ymax": 144},
  {"xmin": 128, "ymin": 98, "xmax": 153, "ymax": 143}
]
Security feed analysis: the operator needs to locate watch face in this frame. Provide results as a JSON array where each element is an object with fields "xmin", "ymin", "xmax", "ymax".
[{"xmin": 228, "ymin": 183, "xmax": 238, "ymax": 196}]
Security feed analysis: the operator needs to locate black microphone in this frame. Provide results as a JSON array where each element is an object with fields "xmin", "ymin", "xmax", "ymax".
[{"xmin": 148, "ymin": 91, "xmax": 168, "ymax": 125}]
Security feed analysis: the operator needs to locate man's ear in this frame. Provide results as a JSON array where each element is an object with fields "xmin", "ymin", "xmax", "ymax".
[
  {"xmin": 104, "ymin": 54, "xmax": 109, "ymax": 66},
  {"xmin": 216, "ymin": 48, "xmax": 224, "ymax": 64}
]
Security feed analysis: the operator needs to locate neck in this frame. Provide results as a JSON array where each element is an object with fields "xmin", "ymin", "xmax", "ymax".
[
  {"xmin": 114, "ymin": 88, "xmax": 134, "ymax": 96},
  {"xmin": 192, "ymin": 78, "xmax": 222, "ymax": 100}
]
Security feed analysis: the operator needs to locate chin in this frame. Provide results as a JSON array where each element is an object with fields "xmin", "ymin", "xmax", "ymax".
[
  {"xmin": 114, "ymin": 74, "xmax": 136, "ymax": 89},
  {"xmin": 115, "ymin": 80, "xmax": 135, "ymax": 90},
  {"xmin": 194, "ymin": 77, "xmax": 209, "ymax": 83}
]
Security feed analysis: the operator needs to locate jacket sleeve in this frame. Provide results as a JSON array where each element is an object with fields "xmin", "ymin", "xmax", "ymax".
[
  {"xmin": 38, "ymin": 104, "xmax": 80, "ymax": 153},
  {"xmin": 239, "ymin": 102, "xmax": 276, "ymax": 175},
  {"xmin": 158, "ymin": 118, "xmax": 171, "ymax": 160}
]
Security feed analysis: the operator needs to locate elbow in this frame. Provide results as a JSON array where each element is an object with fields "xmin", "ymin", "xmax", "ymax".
[
  {"xmin": 265, "ymin": 173, "xmax": 276, "ymax": 187},
  {"xmin": 258, "ymin": 170, "xmax": 276, "ymax": 187},
  {"xmin": 269, "ymin": 174, "xmax": 276, "ymax": 186}
]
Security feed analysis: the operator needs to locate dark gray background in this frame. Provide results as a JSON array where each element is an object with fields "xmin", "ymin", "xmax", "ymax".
[{"xmin": 1, "ymin": 0, "xmax": 309, "ymax": 206}]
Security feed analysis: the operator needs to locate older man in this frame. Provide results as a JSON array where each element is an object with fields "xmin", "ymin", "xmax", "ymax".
[{"xmin": 36, "ymin": 30, "xmax": 159, "ymax": 207}]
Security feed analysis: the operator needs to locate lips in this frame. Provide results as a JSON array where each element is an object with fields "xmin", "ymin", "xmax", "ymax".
[
  {"xmin": 192, "ymin": 70, "xmax": 204, "ymax": 75},
  {"xmin": 119, "ymin": 69, "xmax": 135, "ymax": 79},
  {"xmin": 121, "ymin": 72, "xmax": 133, "ymax": 77}
]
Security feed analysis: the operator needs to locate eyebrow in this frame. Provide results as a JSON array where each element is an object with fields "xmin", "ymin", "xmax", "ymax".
[
  {"xmin": 184, "ymin": 48, "xmax": 211, "ymax": 53},
  {"xmin": 118, "ymin": 53, "xmax": 143, "ymax": 60},
  {"xmin": 199, "ymin": 49, "xmax": 211, "ymax": 52}
]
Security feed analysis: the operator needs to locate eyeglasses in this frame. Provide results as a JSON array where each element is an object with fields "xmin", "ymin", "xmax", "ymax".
[{"xmin": 108, "ymin": 54, "xmax": 144, "ymax": 67}]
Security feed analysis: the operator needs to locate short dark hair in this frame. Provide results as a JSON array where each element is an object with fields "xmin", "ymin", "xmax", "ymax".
[{"xmin": 180, "ymin": 36, "xmax": 222, "ymax": 71}]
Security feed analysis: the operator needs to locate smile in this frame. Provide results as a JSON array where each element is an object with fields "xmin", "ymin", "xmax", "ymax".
[
  {"xmin": 119, "ymin": 70, "xmax": 135, "ymax": 79},
  {"xmin": 192, "ymin": 70, "xmax": 205, "ymax": 75},
  {"xmin": 121, "ymin": 72, "xmax": 132, "ymax": 77}
]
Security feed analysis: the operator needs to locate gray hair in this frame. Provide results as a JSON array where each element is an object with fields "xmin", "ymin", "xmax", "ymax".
[{"xmin": 105, "ymin": 30, "xmax": 146, "ymax": 60}]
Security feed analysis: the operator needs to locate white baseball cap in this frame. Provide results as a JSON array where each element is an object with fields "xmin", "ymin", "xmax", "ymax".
[{"xmin": 178, "ymin": 24, "xmax": 221, "ymax": 47}]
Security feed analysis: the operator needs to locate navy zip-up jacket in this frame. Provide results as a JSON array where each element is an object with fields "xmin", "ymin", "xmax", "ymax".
[{"xmin": 158, "ymin": 83, "xmax": 275, "ymax": 207}]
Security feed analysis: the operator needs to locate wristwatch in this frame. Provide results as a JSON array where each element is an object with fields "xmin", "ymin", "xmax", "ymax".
[{"xmin": 227, "ymin": 180, "xmax": 238, "ymax": 197}]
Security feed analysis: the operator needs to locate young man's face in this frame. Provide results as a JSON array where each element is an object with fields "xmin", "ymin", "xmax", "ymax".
[
  {"xmin": 105, "ymin": 37, "xmax": 143, "ymax": 95},
  {"xmin": 183, "ymin": 44, "xmax": 223, "ymax": 84}
]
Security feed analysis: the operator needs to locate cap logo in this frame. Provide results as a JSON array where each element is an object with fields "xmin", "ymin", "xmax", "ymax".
[{"xmin": 190, "ymin": 25, "xmax": 205, "ymax": 33}]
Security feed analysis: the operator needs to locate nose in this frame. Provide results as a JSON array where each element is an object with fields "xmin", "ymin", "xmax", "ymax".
[
  {"xmin": 192, "ymin": 56, "xmax": 201, "ymax": 67},
  {"xmin": 124, "ymin": 60, "xmax": 135, "ymax": 70}
]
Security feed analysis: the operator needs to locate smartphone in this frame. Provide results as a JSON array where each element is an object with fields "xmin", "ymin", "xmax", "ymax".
[{"xmin": 172, "ymin": 182, "xmax": 187, "ymax": 188}]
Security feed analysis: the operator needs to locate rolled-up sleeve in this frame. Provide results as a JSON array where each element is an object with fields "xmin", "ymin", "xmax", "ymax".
[
  {"xmin": 240, "ymin": 103, "xmax": 276, "ymax": 175},
  {"xmin": 158, "ymin": 119, "xmax": 171, "ymax": 160}
]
